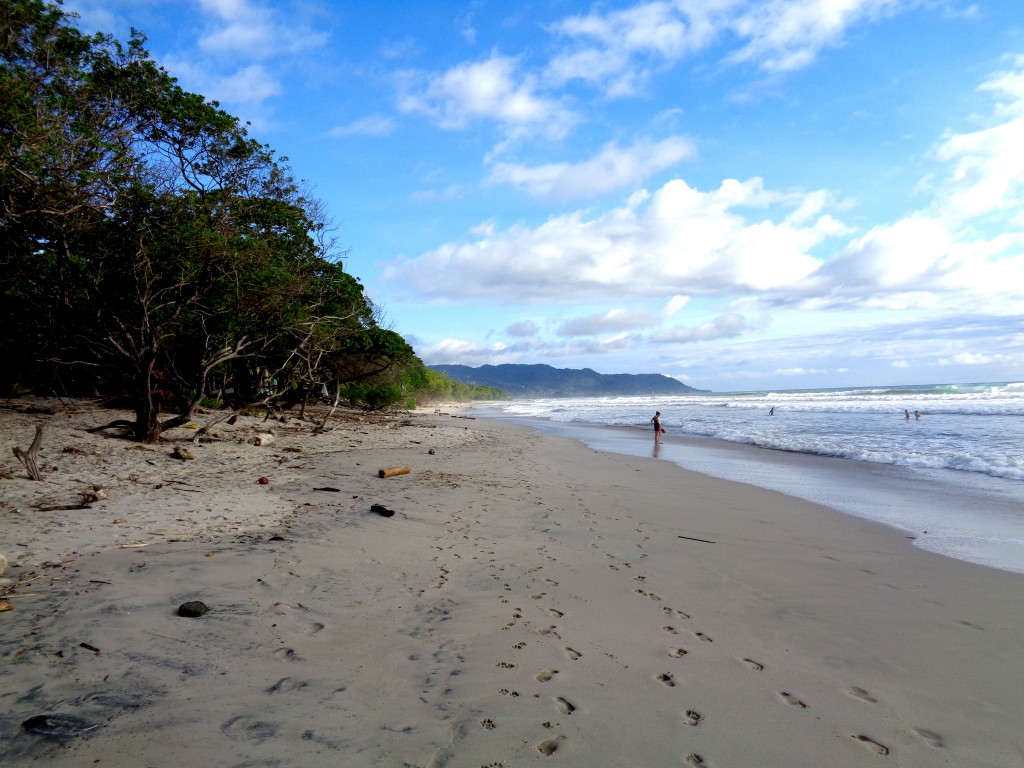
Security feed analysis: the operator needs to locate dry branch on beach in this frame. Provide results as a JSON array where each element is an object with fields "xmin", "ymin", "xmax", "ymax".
[{"xmin": 12, "ymin": 424, "xmax": 45, "ymax": 481}]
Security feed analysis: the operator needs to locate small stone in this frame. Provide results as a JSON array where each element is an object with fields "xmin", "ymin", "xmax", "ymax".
[
  {"xmin": 0, "ymin": 553, "xmax": 7, "ymax": 577},
  {"xmin": 0, "ymin": 598, "xmax": 13, "ymax": 612},
  {"xmin": 258, "ymin": 476, "xmax": 270, "ymax": 484},
  {"xmin": 177, "ymin": 600, "xmax": 210, "ymax": 617},
  {"xmin": 248, "ymin": 433, "xmax": 275, "ymax": 447},
  {"xmin": 171, "ymin": 446, "xmax": 195, "ymax": 461}
]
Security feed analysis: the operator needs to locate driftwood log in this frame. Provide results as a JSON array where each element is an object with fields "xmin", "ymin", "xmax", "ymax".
[
  {"xmin": 378, "ymin": 466, "xmax": 411, "ymax": 478},
  {"xmin": 13, "ymin": 424, "xmax": 46, "ymax": 481}
]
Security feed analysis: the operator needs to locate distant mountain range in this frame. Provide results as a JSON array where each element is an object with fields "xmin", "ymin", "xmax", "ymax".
[{"xmin": 429, "ymin": 363, "xmax": 705, "ymax": 399}]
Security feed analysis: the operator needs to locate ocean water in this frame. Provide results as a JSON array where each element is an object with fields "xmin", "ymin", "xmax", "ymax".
[{"xmin": 476, "ymin": 382, "xmax": 1024, "ymax": 575}]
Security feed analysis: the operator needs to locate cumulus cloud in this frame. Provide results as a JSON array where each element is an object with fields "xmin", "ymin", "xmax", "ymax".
[
  {"xmin": 383, "ymin": 176, "xmax": 841, "ymax": 302},
  {"xmin": 398, "ymin": 54, "xmax": 577, "ymax": 139},
  {"xmin": 541, "ymin": 0, "xmax": 915, "ymax": 100},
  {"xmin": 486, "ymin": 136, "xmax": 696, "ymax": 200},
  {"xmin": 931, "ymin": 56, "xmax": 1024, "ymax": 224},
  {"xmin": 196, "ymin": 0, "xmax": 328, "ymax": 59}
]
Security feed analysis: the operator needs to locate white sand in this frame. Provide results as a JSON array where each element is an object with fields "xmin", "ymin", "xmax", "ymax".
[{"xmin": 2, "ymin": 401, "xmax": 1023, "ymax": 766}]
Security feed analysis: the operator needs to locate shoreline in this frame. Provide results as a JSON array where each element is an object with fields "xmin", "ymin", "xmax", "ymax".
[
  {"xmin": 479, "ymin": 410, "xmax": 1024, "ymax": 575},
  {"xmin": 3, "ymin": 403, "xmax": 1023, "ymax": 765}
]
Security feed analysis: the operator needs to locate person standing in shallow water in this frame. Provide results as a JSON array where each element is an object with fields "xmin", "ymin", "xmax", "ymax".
[{"xmin": 651, "ymin": 411, "xmax": 665, "ymax": 445}]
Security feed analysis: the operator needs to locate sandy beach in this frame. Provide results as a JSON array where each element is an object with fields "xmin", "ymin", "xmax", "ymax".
[{"xmin": 2, "ymin": 401, "xmax": 1023, "ymax": 767}]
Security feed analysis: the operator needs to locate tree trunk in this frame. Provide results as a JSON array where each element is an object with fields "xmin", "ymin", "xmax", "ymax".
[{"xmin": 134, "ymin": 358, "xmax": 161, "ymax": 443}]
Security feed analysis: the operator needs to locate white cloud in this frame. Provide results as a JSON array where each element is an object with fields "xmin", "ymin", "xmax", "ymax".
[
  {"xmin": 486, "ymin": 136, "xmax": 696, "ymax": 200},
  {"xmin": 558, "ymin": 308, "xmax": 656, "ymax": 336},
  {"xmin": 398, "ymin": 54, "xmax": 577, "ymax": 139},
  {"xmin": 384, "ymin": 176, "xmax": 841, "ymax": 302},
  {"xmin": 891, "ymin": 360, "xmax": 909, "ymax": 368},
  {"xmin": 932, "ymin": 56, "xmax": 1024, "ymax": 224},
  {"xmin": 327, "ymin": 115, "xmax": 397, "ymax": 138},
  {"xmin": 663, "ymin": 295, "xmax": 691, "ymax": 316},
  {"xmin": 726, "ymin": 0, "xmax": 909, "ymax": 73},
  {"xmin": 650, "ymin": 312, "xmax": 747, "ymax": 343},
  {"xmin": 196, "ymin": 0, "xmax": 327, "ymax": 59}
]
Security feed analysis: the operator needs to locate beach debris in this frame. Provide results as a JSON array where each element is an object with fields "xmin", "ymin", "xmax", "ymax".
[
  {"xmin": 13, "ymin": 424, "xmax": 46, "ymax": 480},
  {"xmin": 81, "ymin": 485, "xmax": 108, "ymax": 504},
  {"xmin": 370, "ymin": 504, "xmax": 396, "ymax": 517},
  {"xmin": 113, "ymin": 518, "xmax": 126, "ymax": 524},
  {"xmin": 378, "ymin": 465, "xmax": 411, "ymax": 478},
  {"xmin": 0, "ymin": 598, "xmax": 13, "ymax": 612},
  {"xmin": 177, "ymin": 600, "xmax": 210, "ymax": 617},
  {"xmin": 313, "ymin": 486, "xmax": 341, "ymax": 492},
  {"xmin": 22, "ymin": 713, "xmax": 98, "ymax": 739},
  {"xmin": 0, "ymin": 553, "xmax": 6, "ymax": 576},
  {"xmin": 248, "ymin": 433, "xmax": 275, "ymax": 447},
  {"xmin": 677, "ymin": 535, "xmax": 716, "ymax": 544},
  {"xmin": 79, "ymin": 642, "xmax": 101, "ymax": 654},
  {"xmin": 171, "ymin": 446, "xmax": 195, "ymax": 461},
  {"xmin": 428, "ymin": 448, "xmax": 435, "ymax": 455},
  {"xmin": 258, "ymin": 476, "xmax": 270, "ymax": 485}
]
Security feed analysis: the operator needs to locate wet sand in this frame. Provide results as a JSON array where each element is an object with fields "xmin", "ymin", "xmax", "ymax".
[{"xmin": 2, "ymin": 403, "xmax": 1023, "ymax": 766}]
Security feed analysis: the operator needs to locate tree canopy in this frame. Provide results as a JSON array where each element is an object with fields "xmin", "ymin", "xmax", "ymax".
[{"xmin": 0, "ymin": 0, "xmax": 452, "ymax": 440}]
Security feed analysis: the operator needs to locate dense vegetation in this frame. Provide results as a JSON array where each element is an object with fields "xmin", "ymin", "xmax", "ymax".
[{"xmin": 0, "ymin": 1, "xmax": 500, "ymax": 440}]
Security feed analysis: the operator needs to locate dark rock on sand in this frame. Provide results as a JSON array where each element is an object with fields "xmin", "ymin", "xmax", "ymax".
[
  {"xmin": 177, "ymin": 600, "xmax": 210, "ymax": 617},
  {"xmin": 22, "ymin": 714, "xmax": 96, "ymax": 739}
]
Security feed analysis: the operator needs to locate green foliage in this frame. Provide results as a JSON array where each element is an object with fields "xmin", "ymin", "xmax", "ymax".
[{"xmin": 0, "ymin": 1, "xmax": 420, "ymax": 437}]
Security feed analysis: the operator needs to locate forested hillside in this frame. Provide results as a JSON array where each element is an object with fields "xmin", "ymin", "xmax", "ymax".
[{"xmin": 429, "ymin": 364, "xmax": 702, "ymax": 398}]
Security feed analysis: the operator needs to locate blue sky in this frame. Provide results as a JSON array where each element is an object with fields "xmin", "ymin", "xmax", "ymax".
[{"xmin": 66, "ymin": 0, "xmax": 1024, "ymax": 392}]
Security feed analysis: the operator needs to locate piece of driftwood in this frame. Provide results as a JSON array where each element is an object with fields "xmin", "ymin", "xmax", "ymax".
[
  {"xmin": 378, "ymin": 466, "xmax": 411, "ymax": 478},
  {"xmin": 13, "ymin": 424, "xmax": 46, "ymax": 481}
]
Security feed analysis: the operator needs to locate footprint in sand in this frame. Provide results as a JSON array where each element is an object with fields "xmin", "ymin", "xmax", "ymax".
[
  {"xmin": 531, "ymin": 593, "xmax": 546, "ymax": 600},
  {"xmin": 265, "ymin": 677, "xmax": 308, "ymax": 695},
  {"xmin": 742, "ymin": 658, "xmax": 764, "ymax": 671},
  {"xmin": 545, "ymin": 579, "xmax": 559, "ymax": 587},
  {"xmin": 512, "ymin": 642, "xmax": 527, "ymax": 649},
  {"xmin": 537, "ymin": 625, "xmax": 558, "ymax": 635},
  {"xmin": 685, "ymin": 754, "xmax": 708, "ymax": 766},
  {"xmin": 847, "ymin": 686, "xmax": 877, "ymax": 703},
  {"xmin": 852, "ymin": 735, "xmax": 889, "ymax": 755},
  {"xmin": 668, "ymin": 648, "xmax": 688, "ymax": 658},
  {"xmin": 221, "ymin": 715, "xmax": 278, "ymax": 742},
  {"xmin": 548, "ymin": 608, "xmax": 565, "ymax": 618},
  {"xmin": 535, "ymin": 669, "xmax": 559, "ymax": 682},
  {"xmin": 537, "ymin": 736, "xmax": 563, "ymax": 756},
  {"xmin": 656, "ymin": 672, "xmax": 676, "ymax": 687},
  {"xmin": 662, "ymin": 626, "xmax": 680, "ymax": 634},
  {"xmin": 694, "ymin": 632, "xmax": 712, "ymax": 642},
  {"xmin": 497, "ymin": 688, "xmax": 520, "ymax": 697},
  {"xmin": 480, "ymin": 718, "xmax": 496, "ymax": 730},
  {"xmin": 780, "ymin": 692, "xmax": 808, "ymax": 709},
  {"xmin": 272, "ymin": 647, "xmax": 301, "ymax": 662},
  {"xmin": 496, "ymin": 662, "xmax": 516, "ymax": 669},
  {"xmin": 553, "ymin": 696, "xmax": 576, "ymax": 714},
  {"xmin": 912, "ymin": 728, "xmax": 943, "ymax": 748},
  {"xmin": 683, "ymin": 709, "xmax": 702, "ymax": 726},
  {"xmin": 563, "ymin": 647, "xmax": 582, "ymax": 660},
  {"xmin": 304, "ymin": 621, "xmax": 324, "ymax": 636}
]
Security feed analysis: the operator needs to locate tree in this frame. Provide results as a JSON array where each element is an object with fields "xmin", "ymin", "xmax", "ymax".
[{"xmin": 1, "ymin": 1, "xmax": 418, "ymax": 440}]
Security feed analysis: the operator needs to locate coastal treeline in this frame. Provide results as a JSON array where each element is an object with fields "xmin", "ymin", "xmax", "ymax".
[{"xmin": 0, "ymin": 1, "xmax": 498, "ymax": 441}]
